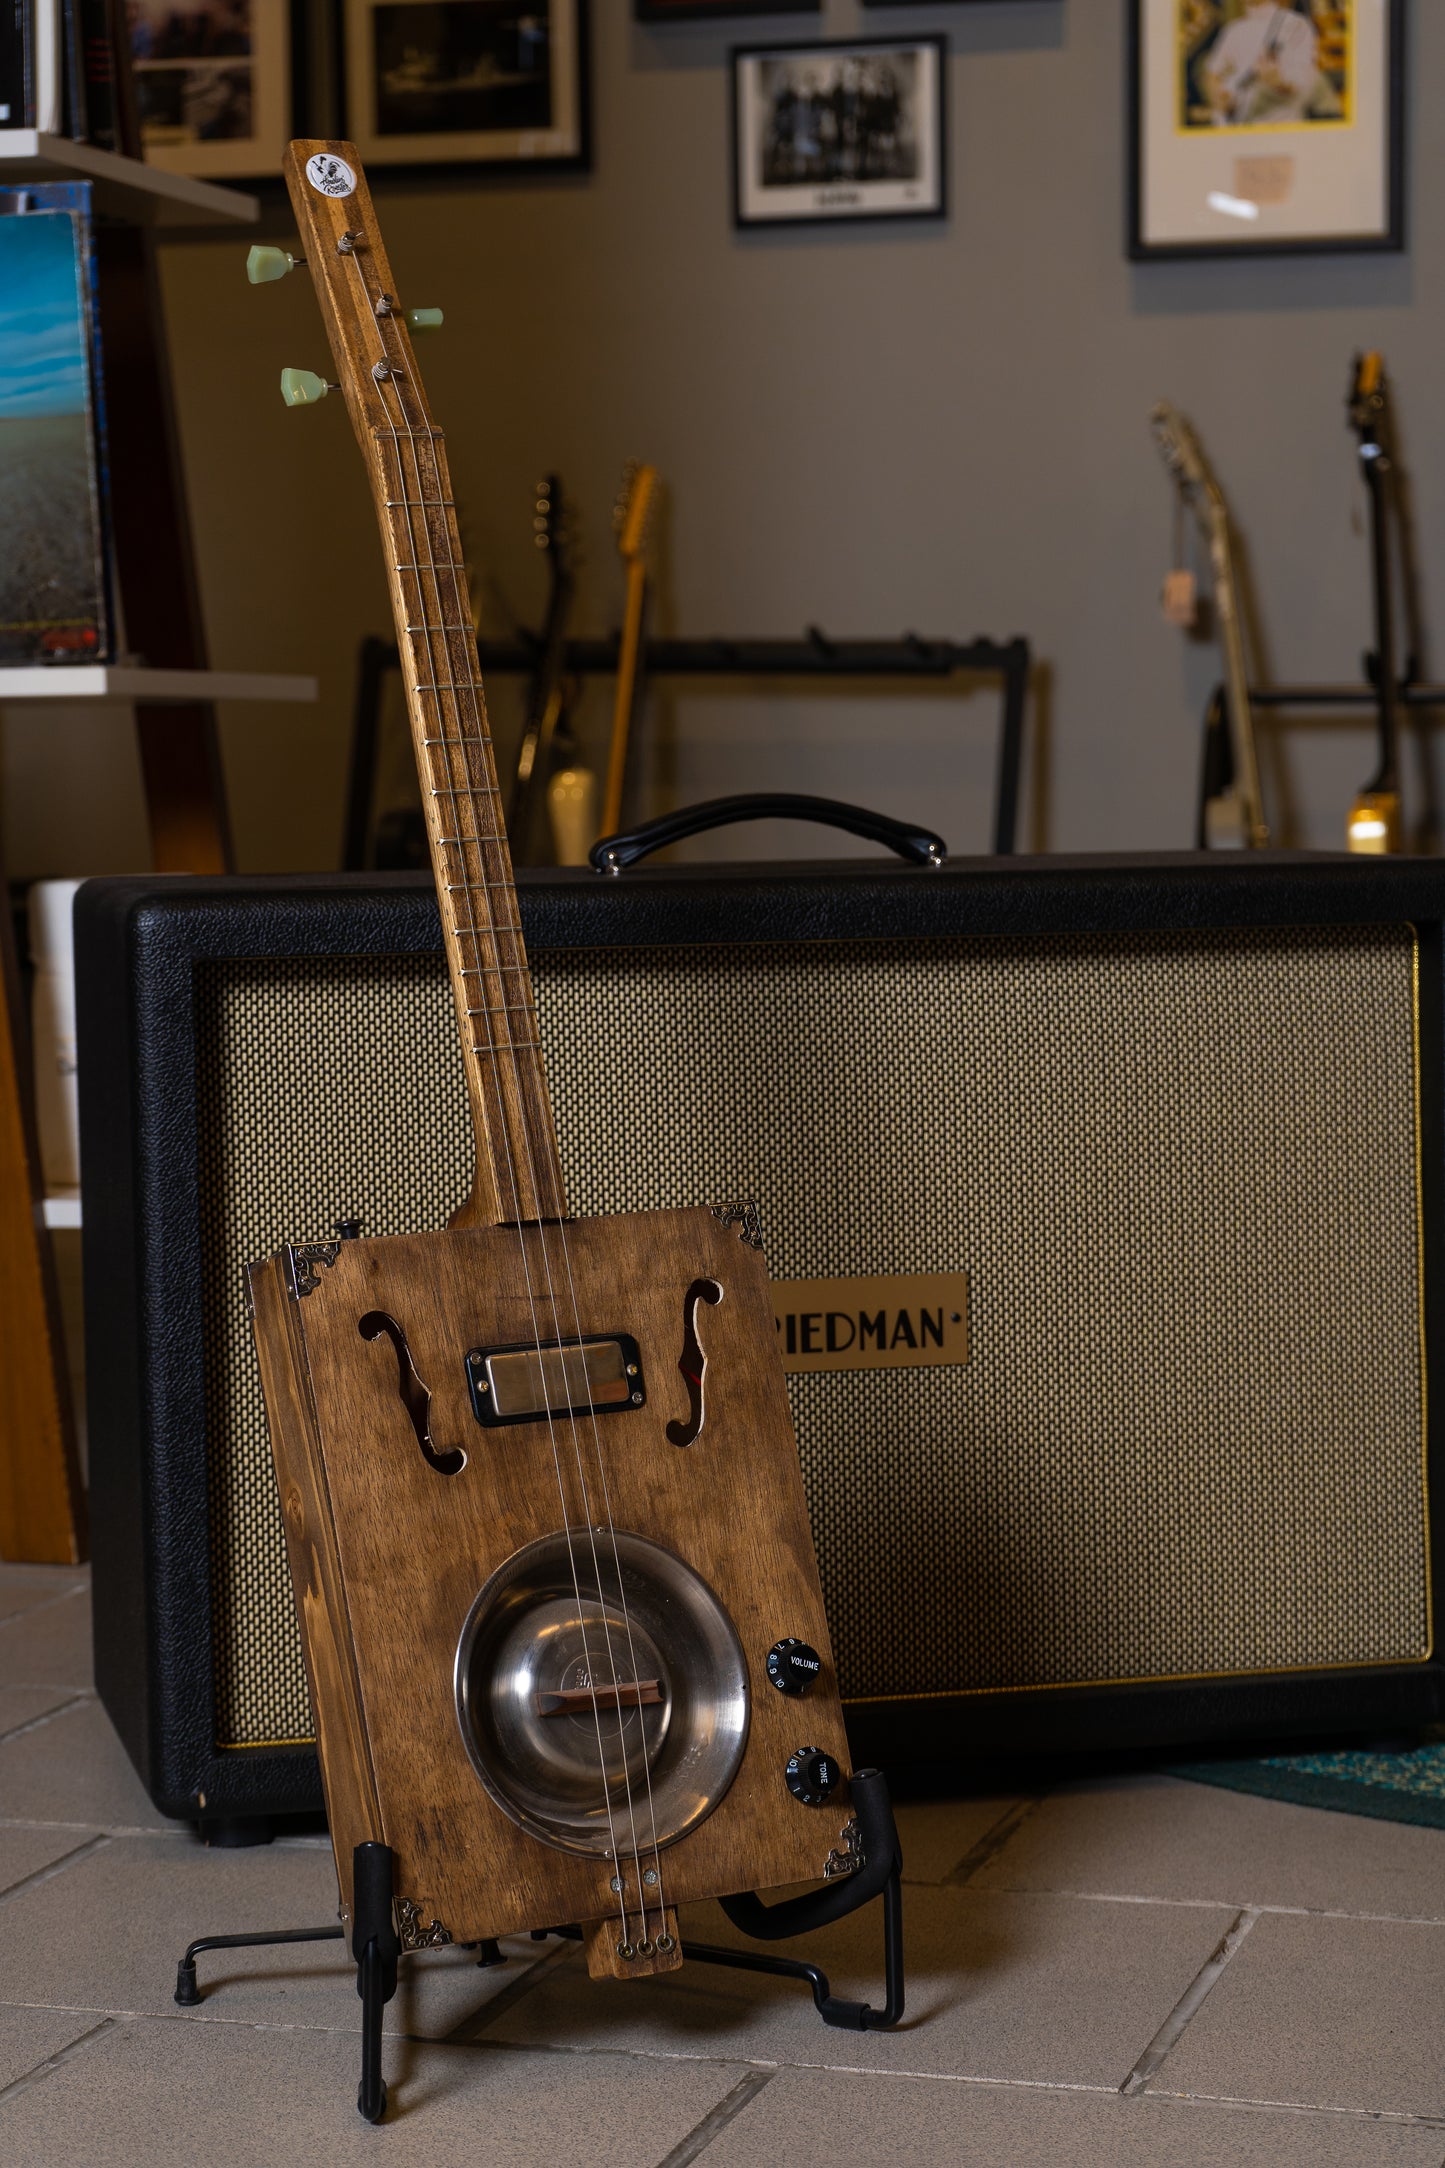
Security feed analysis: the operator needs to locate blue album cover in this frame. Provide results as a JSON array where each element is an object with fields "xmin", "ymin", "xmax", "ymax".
[{"xmin": 0, "ymin": 180, "xmax": 114, "ymax": 664}]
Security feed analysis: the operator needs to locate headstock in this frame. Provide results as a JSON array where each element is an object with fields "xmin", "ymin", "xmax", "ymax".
[
  {"xmin": 247, "ymin": 144, "xmax": 444, "ymax": 437},
  {"xmin": 612, "ymin": 461, "xmax": 659, "ymax": 570},
  {"xmin": 533, "ymin": 473, "xmax": 577, "ymax": 579},
  {"xmin": 1348, "ymin": 350, "xmax": 1390, "ymax": 451},
  {"xmin": 1150, "ymin": 401, "xmax": 1215, "ymax": 500}
]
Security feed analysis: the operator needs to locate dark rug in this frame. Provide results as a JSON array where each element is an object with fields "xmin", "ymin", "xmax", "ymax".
[{"xmin": 1173, "ymin": 1731, "xmax": 1445, "ymax": 1828}]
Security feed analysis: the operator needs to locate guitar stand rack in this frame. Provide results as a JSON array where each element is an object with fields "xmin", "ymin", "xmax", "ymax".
[{"xmin": 171, "ymin": 1766, "xmax": 905, "ymax": 2125}]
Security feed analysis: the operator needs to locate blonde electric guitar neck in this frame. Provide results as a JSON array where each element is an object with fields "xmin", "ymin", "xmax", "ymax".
[{"xmin": 600, "ymin": 462, "xmax": 659, "ymax": 840}]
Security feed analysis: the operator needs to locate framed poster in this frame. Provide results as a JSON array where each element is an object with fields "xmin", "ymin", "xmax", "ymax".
[
  {"xmin": 1130, "ymin": 0, "xmax": 1405, "ymax": 258},
  {"xmin": 731, "ymin": 34, "xmax": 946, "ymax": 229},
  {"xmin": 637, "ymin": 3, "xmax": 816, "ymax": 18},
  {"xmin": 343, "ymin": 0, "xmax": 588, "ymax": 171},
  {"xmin": 130, "ymin": 0, "xmax": 294, "ymax": 178}
]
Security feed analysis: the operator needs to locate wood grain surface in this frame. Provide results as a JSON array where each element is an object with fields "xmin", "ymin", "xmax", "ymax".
[
  {"xmin": 254, "ymin": 1207, "xmax": 855, "ymax": 1950},
  {"xmin": 0, "ymin": 863, "xmax": 83, "ymax": 1565},
  {"xmin": 282, "ymin": 141, "xmax": 563, "ymax": 1230}
]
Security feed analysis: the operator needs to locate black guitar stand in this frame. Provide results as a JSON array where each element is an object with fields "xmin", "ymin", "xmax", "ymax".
[{"xmin": 171, "ymin": 1766, "xmax": 905, "ymax": 2124}]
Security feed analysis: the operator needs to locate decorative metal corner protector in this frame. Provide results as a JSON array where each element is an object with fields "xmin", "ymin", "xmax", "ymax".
[
  {"xmin": 823, "ymin": 1817, "xmax": 864, "ymax": 1880},
  {"xmin": 396, "ymin": 1899, "xmax": 453, "ymax": 1951},
  {"xmin": 286, "ymin": 1240, "xmax": 343, "ymax": 1299},
  {"xmin": 710, "ymin": 1199, "xmax": 764, "ymax": 1251}
]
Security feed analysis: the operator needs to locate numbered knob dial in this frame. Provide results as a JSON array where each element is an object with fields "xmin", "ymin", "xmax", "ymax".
[
  {"xmin": 767, "ymin": 1639, "xmax": 823, "ymax": 1697},
  {"xmin": 785, "ymin": 1746, "xmax": 841, "ymax": 1807}
]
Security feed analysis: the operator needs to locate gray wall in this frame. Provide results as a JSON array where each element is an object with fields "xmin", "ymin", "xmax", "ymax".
[{"xmin": 3, "ymin": 0, "xmax": 1436, "ymax": 877}]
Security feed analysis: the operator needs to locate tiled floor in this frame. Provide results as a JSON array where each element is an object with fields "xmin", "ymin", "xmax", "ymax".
[{"xmin": 4, "ymin": 1564, "xmax": 1445, "ymax": 2166}]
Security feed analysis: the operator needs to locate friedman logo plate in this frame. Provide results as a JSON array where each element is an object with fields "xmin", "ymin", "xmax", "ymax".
[{"xmin": 771, "ymin": 1273, "xmax": 970, "ymax": 1374}]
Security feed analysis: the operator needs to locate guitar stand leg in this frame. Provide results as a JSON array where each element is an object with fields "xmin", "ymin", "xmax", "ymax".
[
  {"xmin": 545, "ymin": 1768, "xmax": 906, "ymax": 2034},
  {"xmin": 173, "ymin": 1925, "xmax": 346, "ymax": 2007},
  {"xmin": 685, "ymin": 1861, "xmax": 904, "ymax": 2031},
  {"xmin": 171, "ymin": 1843, "xmax": 401, "ymax": 2123},
  {"xmin": 352, "ymin": 1841, "xmax": 400, "ymax": 2123}
]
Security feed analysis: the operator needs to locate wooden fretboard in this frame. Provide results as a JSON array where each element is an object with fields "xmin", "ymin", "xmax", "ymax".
[{"xmin": 284, "ymin": 141, "xmax": 565, "ymax": 1226}]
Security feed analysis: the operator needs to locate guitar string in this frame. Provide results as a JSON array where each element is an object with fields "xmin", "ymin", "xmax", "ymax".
[
  {"xmin": 350, "ymin": 245, "xmax": 662, "ymax": 1943},
  {"xmin": 390, "ymin": 411, "xmax": 665, "ymax": 1947},
  {"xmin": 378, "ymin": 379, "xmax": 670, "ymax": 1950},
  {"xmin": 349, "ymin": 265, "xmax": 631, "ymax": 1946}
]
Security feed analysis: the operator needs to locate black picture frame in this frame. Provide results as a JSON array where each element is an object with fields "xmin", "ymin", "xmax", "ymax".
[
  {"xmin": 1128, "ymin": 0, "xmax": 1406, "ymax": 260},
  {"xmin": 342, "ymin": 0, "xmax": 590, "ymax": 175},
  {"xmin": 637, "ymin": 2, "xmax": 817, "ymax": 18},
  {"xmin": 730, "ymin": 32, "xmax": 948, "ymax": 231}
]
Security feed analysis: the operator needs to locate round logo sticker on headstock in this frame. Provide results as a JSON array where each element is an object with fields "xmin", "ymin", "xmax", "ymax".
[{"xmin": 306, "ymin": 152, "xmax": 356, "ymax": 198}]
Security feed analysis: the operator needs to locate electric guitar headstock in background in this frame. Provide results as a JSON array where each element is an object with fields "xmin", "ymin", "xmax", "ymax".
[
  {"xmin": 1150, "ymin": 401, "xmax": 1268, "ymax": 851},
  {"xmin": 1345, "ymin": 351, "xmax": 1402, "ymax": 855},
  {"xmin": 600, "ymin": 459, "xmax": 660, "ymax": 840}
]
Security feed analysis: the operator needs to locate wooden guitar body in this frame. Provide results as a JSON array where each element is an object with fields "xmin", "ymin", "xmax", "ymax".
[{"xmin": 250, "ymin": 1203, "xmax": 854, "ymax": 1971}]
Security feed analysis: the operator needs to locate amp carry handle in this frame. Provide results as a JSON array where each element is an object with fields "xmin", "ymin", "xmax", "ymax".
[{"xmin": 590, "ymin": 792, "xmax": 947, "ymax": 874}]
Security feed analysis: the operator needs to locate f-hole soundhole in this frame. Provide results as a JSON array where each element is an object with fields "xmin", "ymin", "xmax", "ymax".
[
  {"xmin": 359, "ymin": 1312, "xmax": 466, "ymax": 1475},
  {"xmin": 666, "ymin": 1279, "xmax": 723, "ymax": 1449}
]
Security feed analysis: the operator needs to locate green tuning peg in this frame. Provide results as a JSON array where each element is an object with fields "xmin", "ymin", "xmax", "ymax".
[
  {"xmin": 406, "ymin": 306, "xmax": 444, "ymax": 333},
  {"xmin": 247, "ymin": 245, "xmax": 301, "ymax": 285},
  {"xmin": 280, "ymin": 367, "xmax": 331, "ymax": 407}
]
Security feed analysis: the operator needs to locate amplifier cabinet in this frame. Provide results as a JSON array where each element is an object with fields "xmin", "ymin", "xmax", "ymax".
[{"xmin": 77, "ymin": 856, "xmax": 1445, "ymax": 1829}]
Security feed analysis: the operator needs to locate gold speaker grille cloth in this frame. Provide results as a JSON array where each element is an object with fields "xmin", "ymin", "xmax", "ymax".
[{"xmin": 196, "ymin": 922, "xmax": 1427, "ymax": 1748}]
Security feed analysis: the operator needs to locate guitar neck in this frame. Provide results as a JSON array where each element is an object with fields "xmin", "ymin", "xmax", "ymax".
[
  {"xmin": 284, "ymin": 141, "xmax": 565, "ymax": 1227},
  {"xmin": 508, "ymin": 555, "xmax": 576, "ymax": 850},
  {"xmin": 602, "ymin": 557, "xmax": 649, "ymax": 838},
  {"xmin": 1204, "ymin": 497, "xmax": 1267, "ymax": 847},
  {"xmin": 1352, "ymin": 366, "xmax": 1402, "ymax": 795}
]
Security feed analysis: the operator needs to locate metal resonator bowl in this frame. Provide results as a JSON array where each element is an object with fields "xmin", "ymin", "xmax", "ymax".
[{"xmin": 454, "ymin": 1530, "xmax": 750, "ymax": 1858}]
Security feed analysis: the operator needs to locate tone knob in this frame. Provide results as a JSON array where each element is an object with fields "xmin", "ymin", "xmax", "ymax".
[
  {"xmin": 767, "ymin": 1639, "xmax": 822, "ymax": 1697},
  {"xmin": 784, "ymin": 1746, "xmax": 840, "ymax": 1807}
]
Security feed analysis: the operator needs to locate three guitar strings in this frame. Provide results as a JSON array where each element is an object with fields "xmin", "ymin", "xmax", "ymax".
[{"xmin": 352, "ymin": 232, "xmax": 671, "ymax": 1959}]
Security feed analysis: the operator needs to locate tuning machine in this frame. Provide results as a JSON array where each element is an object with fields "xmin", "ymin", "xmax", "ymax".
[
  {"xmin": 279, "ymin": 367, "xmax": 338, "ymax": 407},
  {"xmin": 247, "ymin": 245, "xmax": 304, "ymax": 284}
]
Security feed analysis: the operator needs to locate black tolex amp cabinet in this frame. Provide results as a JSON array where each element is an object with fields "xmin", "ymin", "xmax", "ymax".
[{"xmin": 78, "ymin": 854, "xmax": 1445, "ymax": 1834}]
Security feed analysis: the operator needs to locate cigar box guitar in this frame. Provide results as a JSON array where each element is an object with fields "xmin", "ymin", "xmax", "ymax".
[{"xmin": 246, "ymin": 142, "xmax": 868, "ymax": 2011}]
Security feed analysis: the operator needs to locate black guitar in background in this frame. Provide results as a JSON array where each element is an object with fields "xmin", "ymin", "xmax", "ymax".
[
  {"xmin": 1344, "ymin": 355, "xmax": 1439, "ymax": 855},
  {"xmin": 507, "ymin": 473, "xmax": 578, "ymax": 861},
  {"xmin": 1346, "ymin": 355, "xmax": 1403, "ymax": 854}
]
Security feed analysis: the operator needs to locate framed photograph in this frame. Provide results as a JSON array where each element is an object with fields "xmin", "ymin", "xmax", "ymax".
[
  {"xmin": 343, "ymin": 0, "xmax": 588, "ymax": 171},
  {"xmin": 637, "ymin": 3, "xmax": 816, "ymax": 19},
  {"xmin": 731, "ymin": 34, "xmax": 946, "ymax": 229},
  {"xmin": 1130, "ymin": 1, "xmax": 1405, "ymax": 258},
  {"xmin": 130, "ymin": 0, "xmax": 293, "ymax": 177}
]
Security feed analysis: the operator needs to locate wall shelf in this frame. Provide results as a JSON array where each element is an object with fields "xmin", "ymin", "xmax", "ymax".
[
  {"xmin": 0, "ymin": 666, "xmax": 317, "ymax": 703},
  {"xmin": 0, "ymin": 132, "xmax": 258, "ymax": 225}
]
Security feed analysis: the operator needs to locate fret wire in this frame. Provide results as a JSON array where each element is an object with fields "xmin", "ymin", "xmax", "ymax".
[
  {"xmin": 373, "ymin": 340, "xmax": 555, "ymax": 1121},
  {"xmin": 385, "ymin": 497, "xmax": 455, "ymax": 508}
]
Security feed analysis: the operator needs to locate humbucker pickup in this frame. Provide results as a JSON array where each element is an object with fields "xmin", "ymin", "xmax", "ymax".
[{"xmin": 465, "ymin": 1334, "xmax": 646, "ymax": 1428}]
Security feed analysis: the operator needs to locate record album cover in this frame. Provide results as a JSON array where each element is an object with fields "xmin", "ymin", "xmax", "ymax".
[{"xmin": 0, "ymin": 182, "xmax": 113, "ymax": 664}]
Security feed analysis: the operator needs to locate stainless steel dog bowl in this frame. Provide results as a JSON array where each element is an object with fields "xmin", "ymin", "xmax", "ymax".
[{"xmin": 454, "ymin": 1528, "xmax": 750, "ymax": 1858}]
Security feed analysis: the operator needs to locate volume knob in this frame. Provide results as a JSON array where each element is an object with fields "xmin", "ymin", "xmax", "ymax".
[
  {"xmin": 767, "ymin": 1639, "xmax": 822, "ymax": 1697},
  {"xmin": 785, "ymin": 1746, "xmax": 840, "ymax": 1807}
]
